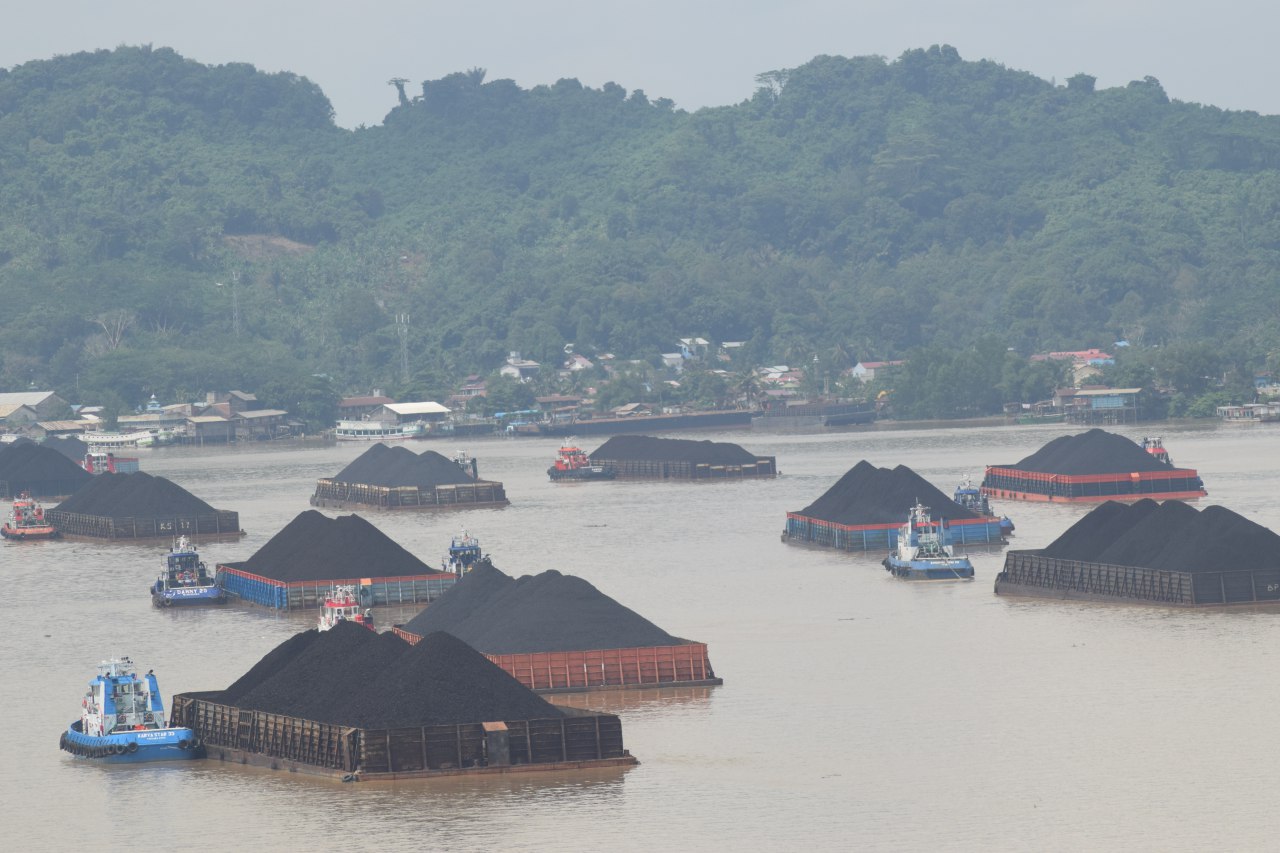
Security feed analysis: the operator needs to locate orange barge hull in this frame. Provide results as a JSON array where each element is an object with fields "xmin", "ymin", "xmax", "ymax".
[
  {"xmin": 980, "ymin": 465, "xmax": 1206, "ymax": 503},
  {"xmin": 393, "ymin": 629, "xmax": 721, "ymax": 693}
]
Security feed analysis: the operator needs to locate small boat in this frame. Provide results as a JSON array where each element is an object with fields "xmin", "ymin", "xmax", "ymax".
[
  {"xmin": 151, "ymin": 535, "xmax": 226, "ymax": 607},
  {"xmin": 1141, "ymin": 436, "xmax": 1172, "ymax": 465},
  {"xmin": 953, "ymin": 475, "xmax": 1015, "ymax": 535},
  {"xmin": 318, "ymin": 585, "xmax": 375, "ymax": 631},
  {"xmin": 548, "ymin": 444, "xmax": 615, "ymax": 481},
  {"xmin": 59, "ymin": 657, "xmax": 202, "ymax": 763},
  {"xmin": 882, "ymin": 503, "xmax": 975, "ymax": 581},
  {"xmin": 453, "ymin": 449, "xmax": 479, "ymax": 479},
  {"xmin": 82, "ymin": 450, "xmax": 141, "ymax": 475},
  {"xmin": 443, "ymin": 530, "xmax": 485, "ymax": 575},
  {"xmin": 1, "ymin": 492, "xmax": 60, "ymax": 540}
]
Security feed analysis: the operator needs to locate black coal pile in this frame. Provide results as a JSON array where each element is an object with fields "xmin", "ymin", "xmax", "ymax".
[
  {"xmin": 794, "ymin": 460, "xmax": 981, "ymax": 525},
  {"xmin": 52, "ymin": 471, "xmax": 216, "ymax": 517},
  {"xmin": 228, "ymin": 510, "xmax": 435, "ymax": 581},
  {"xmin": 219, "ymin": 629, "xmax": 321, "ymax": 705},
  {"xmin": 44, "ymin": 436, "xmax": 89, "ymax": 461},
  {"xmin": 0, "ymin": 441, "xmax": 91, "ymax": 490},
  {"xmin": 591, "ymin": 435, "xmax": 761, "ymax": 465},
  {"xmin": 1001, "ymin": 429, "xmax": 1173, "ymax": 475},
  {"xmin": 331, "ymin": 631, "xmax": 561, "ymax": 728},
  {"xmin": 222, "ymin": 621, "xmax": 560, "ymax": 727},
  {"xmin": 329, "ymin": 443, "xmax": 478, "ymax": 487},
  {"xmin": 403, "ymin": 561, "xmax": 684, "ymax": 654},
  {"xmin": 1039, "ymin": 499, "xmax": 1280, "ymax": 573}
]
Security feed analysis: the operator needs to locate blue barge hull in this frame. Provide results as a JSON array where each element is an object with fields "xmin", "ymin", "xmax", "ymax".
[{"xmin": 785, "ymin": 516, "xmax": 1005, "ymax": 551}]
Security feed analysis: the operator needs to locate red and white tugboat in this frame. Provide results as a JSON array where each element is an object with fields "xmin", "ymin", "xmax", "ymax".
[
  {"xmin": 1, "ymin": 492, "xmax": 60, "ymax": 540},
  {"xmin": 318, "ymin": 585, "xmax": 375, "ymax": 631},
  {"xmin": 547, "ymin": 443, "xmax": 615, "ymax": 481},
  {"xmin": 1141, "ymin": 436, "xmax": 1172, "ymax": 465}
]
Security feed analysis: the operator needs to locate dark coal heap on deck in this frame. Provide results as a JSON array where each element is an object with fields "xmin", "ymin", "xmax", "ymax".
[
  {"xmin": 43, "ymin": 436, "xmax": 89, "ymax": 461},
  {"xmin": 0, "ymin": 441, "xmax": 91, "ymax": 491},
  {"xmin": 403, "ymin": 560, "xmax": 684, "ymax": 654},
  {"xmin": 229, "ymin": 510, "xmax": 435, "ymax": 582},
  {"xmin": 794, "ymin": 460, "xmax": 982, "ymax": 525},
  {"xmin": 1040, "ymin": 499, "xmax": 1280, "ymax": 573},
  {"xmin": 45, "ymin": 471, "xmax": 207, "ymax": 516},
  {"xmin": 591, "ymin": 435, "xmax": 761, "ymax": 465},
  {"xmin": 1002, "ymin": 429, "xmax": 1175, "ymax": 475},
  {"xmin": 220, "ymin": 621, "xmax": 560, "ymax": 728},
  {"xmin": 328, "ymin": 443, "xmax": 479, "ymax": 487}
]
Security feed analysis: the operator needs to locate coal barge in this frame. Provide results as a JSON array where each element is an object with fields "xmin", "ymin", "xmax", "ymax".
[
  {"xmin": 392, "ymin": 560, "xmax": 721, "ymax": 693},
  {"xmin": 785, "ymin": 461, "xmax": 1008, "ymax": 550},
  {"xmin": 994, "ymin": 499, "xmax": 1280, "ymax": 606},
  {"xmin": 311, "ymin": 443, "xmax": 508, "ymax": 510},
  {"xmin": 44, "ymin": 471, "xmax": 241, "ymax": 540},
  {"xmin": 0, "ymin": 440, "xmax": 92, "ymax": 500},
  {"xmin": 172, "ymin": 623, "xmax": 636, "ymax": 780},
  {"xmin": 218, "ymin": 511, "xmax": 457, "ymax": 609},
  {"xmin": 981, "ymin": 429, "xmax": 1206, "ymax": 503},
  {"xmin": 586, "ymin": 435, "xmax": 776, "ymax": 480}
]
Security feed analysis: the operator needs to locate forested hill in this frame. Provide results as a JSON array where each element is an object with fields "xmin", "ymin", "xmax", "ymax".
[{"xmin": 2, "ymin": 44, "xmax": 1280, "ymax": 409}]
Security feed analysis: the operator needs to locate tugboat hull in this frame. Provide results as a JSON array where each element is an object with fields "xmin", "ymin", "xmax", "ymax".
[
  {"xmin": 547, "ymin": 466, "xmax": 615, "ymax": 481},
  {"xmin": 151, "ymin": 586, "xmax": 227, "ymax": 607},
  {"xmin": 883, "ymin": 557, "xmax": 975, "ymax": 581},
  {"xmin": 1, "ymin": 524, "xmax": 60, "ymax": 540},
  {"xmin": 61, "ymin": 721, "xmax": 203, "ymax": 763}
]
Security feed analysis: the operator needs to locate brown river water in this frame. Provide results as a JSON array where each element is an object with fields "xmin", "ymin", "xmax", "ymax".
[{"xmin": 5, "ymin": 421, "xmax": 1279, "ymax": 851}]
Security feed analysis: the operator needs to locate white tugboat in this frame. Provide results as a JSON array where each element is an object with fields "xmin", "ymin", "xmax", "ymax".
[
  {"xmin": 60, "ymin": 657, "xmax": 201, "ymax": 762},
  {"xmin": 882, "ymin": 502, "xmax": 976, "ymax": 581},
  {"xmin": 318, "ymin": 585, "xmax": 375, "ymax": 631}
]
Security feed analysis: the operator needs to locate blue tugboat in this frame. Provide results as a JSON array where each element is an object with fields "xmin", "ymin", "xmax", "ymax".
[
  {"xmin": 953, "ymin": 475, "xmax": 1015, "ymax": 535},
  {"xmin": 443, "ymin": 529, "xmax": 486, "ymax": 575},
  {"xmin": 151, "ymin": 535, "xmax": 226, "ymax": 607},
  {"xmin": 882, "ymin": 503, "xmax": 976, "ymax": 581},
  {"xmin": 59, "ymin": 657, "xmax": 202, "ymax": 763}
]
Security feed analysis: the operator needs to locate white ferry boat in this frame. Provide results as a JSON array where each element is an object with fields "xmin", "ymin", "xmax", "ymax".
[{"xmin": 333, "ymin": 420, "xmax": 425, "ymax": 441}]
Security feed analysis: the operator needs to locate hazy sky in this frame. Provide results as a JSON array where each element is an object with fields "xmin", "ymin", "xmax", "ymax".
[{"xmin": 3, "ymin": 1, "xmax": 1277, "ymax": 128}]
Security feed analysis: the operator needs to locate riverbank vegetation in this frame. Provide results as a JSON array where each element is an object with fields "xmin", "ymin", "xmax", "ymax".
[{"xmin": 2, "ymin": 45, "xmax": 1279, "ymax": 419}]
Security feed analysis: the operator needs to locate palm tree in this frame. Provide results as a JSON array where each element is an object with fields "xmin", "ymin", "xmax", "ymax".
[{"xmin": 732, "ymin": 369, "xmax": 763, "ymax": 411}]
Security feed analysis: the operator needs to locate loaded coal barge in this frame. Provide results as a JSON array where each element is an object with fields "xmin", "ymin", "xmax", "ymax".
[
  {"xmin": 393, "ymin": 560, "xmax": 721, "ymax": 693},
  {"xmin": 311, "ymin": 443, "xmax": 508, "ymax": 510},
  {"xmin": 45, "ymin": 471, "xmax": 241, "ymax": 540},
  {"xmin": 980, "ymin": 429, "xmax": 1206, "ymax": 503},
  {"xmin": 786, "ymin": 461, "xmax": 1009, "ymax": 550},
  {"xmin": 585, "ymin": 435, "xmax": 776, "ymax": 480},
  {"xmin": 995, "ymin": 499, "xmax": 1280, "ymax": 607},
  {"xmin": 172, "ymin": 623, "xmax": 636, "ymax": 780},
  {"xmin": 217, "ymin": 510, "xmax": 457, "ymax": 609}
]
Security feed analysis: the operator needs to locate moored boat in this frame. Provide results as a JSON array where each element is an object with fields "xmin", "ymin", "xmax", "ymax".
[
  {"xmin": 953, "ymin": 475, "xmax": 1015, "ymax": 535},
  {"xmin": 151, "ymin": 535, "xmax": 226, "ymax": 606},
  {"xmin": 334, "ymin": 419, "xmax": 425, "ymax": 441},
  {"xmin": 882, "ymin": 503, "xmax": 975, "ymax": 581},
  {"xmin": 59, "ymin": 657, "xmax": 202, "ymax": 763},
  {"xmin": 318, "ymin": 585, "xmax": 375, "ymax": 631},
  {"xmin": 548, "ymin": 444, "xmax": 615, "ymax": 481},
  {"xmin": 1, "ymin": 492, "xmax": 60, "ymax": 540}
]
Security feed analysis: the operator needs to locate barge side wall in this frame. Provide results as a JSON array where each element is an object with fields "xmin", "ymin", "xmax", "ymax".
[
  {"xmin": 995, "ymin": 550, "xmax": 1280, "ymax": 606},
  {"xmin": 391, "ymin": 630, "xmax": 721, "ymax": 693}
]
